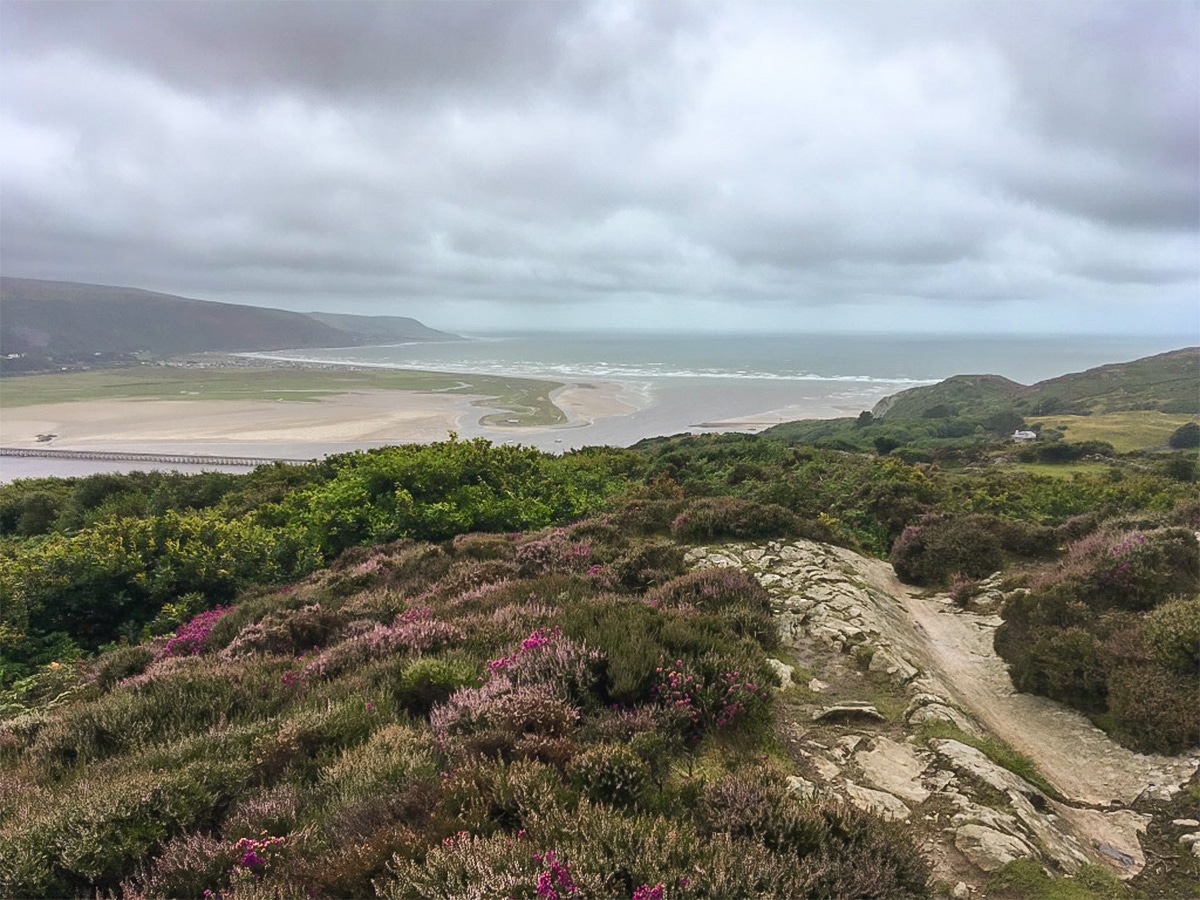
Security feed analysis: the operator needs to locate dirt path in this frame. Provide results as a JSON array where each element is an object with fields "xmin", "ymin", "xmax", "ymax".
[{"xmin": 843, "ymin": 550, "xmax": 1197, "ymax": 807}]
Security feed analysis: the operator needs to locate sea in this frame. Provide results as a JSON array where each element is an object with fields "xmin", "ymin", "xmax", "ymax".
[
  {"xmin": 248, "ymin": 332, "xmax": 1190, "ymax": 449},
  {"xmin": 2, "ymin": 332, "xmax": 1190, "ymax": 481}
]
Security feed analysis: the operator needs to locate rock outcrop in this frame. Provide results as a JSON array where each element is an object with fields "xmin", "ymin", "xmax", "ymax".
[{"xmin": 685, "ymin": 540, "xmax": 1199, "ymax": 890}]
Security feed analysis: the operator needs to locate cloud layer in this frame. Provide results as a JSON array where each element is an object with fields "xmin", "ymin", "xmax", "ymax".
[{"xmin": 2, "ymin": 0, "xmax": 1196, "ymax": 333}]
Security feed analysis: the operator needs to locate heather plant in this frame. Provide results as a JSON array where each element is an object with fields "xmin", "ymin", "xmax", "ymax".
[
  {"xmin": 392, "ymin": 656, "xmax": 479, "ymax": 717},
  {"xmin": 607, "ymin": 538, "xmax": 687, "ymax": 591},
  {"xmin": 160, "ymin": 605, "xmax": 233, "ymax": 658},
  {"xmin": 224, "ymin": 784, "xmax": 302, "ymax": 841},
  {"xmin": 890, "ymin": 514, "xmax": 1003, "ymax": 585},
  {"xmin": 560, "ymin": 600, "xmax": 664, "ymax": 703},
  {"xmin": 669, "ymin": 496, "xmax": 800, "ymax": 541},
  {"xmin": 1105, "ymin": 664, "xmax": 1200, "ymax": 754},
  {"xmin": 645, "ymin": 568, "xmax": 770, "ymax": 615},
  {"xmin": 90, "ymin": 643, "xmax": 155, "ymax": 692},
  {"xmin": 1142, "ymin": 595, "xmax": 1200, "ymax": 675},
  {"xmin": 251, "ymin": 700, "xmax": 378, "ymax": 783},
  {"xmin": 452, "ymin": 532, "xmax": 518, "ymax": 561},
  {"xmin": 431, "ymin": 677, "xmax": 579, "ymax": 762},
  {"xmin": 568, "ymin": 743, "xmax": 650, "ymax": 809},
  {"xmin": 515, "ymin": 528, "xmax": 595, "ymax": 576},
  {"xmin": 490, "ymin": 628, "xmax": 605, "ymax": 707},
  {"xmin": 996, "ymin": 525, "xmax": 1200, "ymax": 751},
  {"xmin": 120, "ymin": 831, "xmax": 232, "ymax": 900},
  {"xmin": 319, "ymin": 723, "xmax": 438, "ymax": 809}
]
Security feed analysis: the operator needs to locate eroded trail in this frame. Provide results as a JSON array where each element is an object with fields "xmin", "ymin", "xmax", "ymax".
[
  {"xmin": 844, "ymin": 549, "xmax": 1197, "ymax": 808},
  {"xmin": 690, "ymin": 539, "xmax": 1199, "ymax": 882}
]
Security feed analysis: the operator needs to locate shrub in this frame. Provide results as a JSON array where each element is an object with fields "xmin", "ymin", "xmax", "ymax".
[
  {"xmin": 393, "ymin": 657, "xmax": 478, "ymax": 717},
  {"xmin": 220, "ymin": 603, "xmax": 345, "ymax": 659},
  {"xmin": 645, "ymin": 568, "xmax": 770, "ymax": 615},
  {"xmin": 670, "ymin": 497, "xmax": 799, "ymax": 541},
  {"xmin": 430, "ymin": 678, "xmax": 579, "ymax": 759},
  {"xmin": 160, "ymin": 606, "xmax": 233, "ymax": 658},
  {"xmin": 1106, "ymin": 664, "xmax": 1200, "ymax": 754},
  {"xmin": 1168, "ymin": 422, "xmax": 1200, "ymax": 449},
  {"xmin": 451, "ymin": 533, "xmax": 516, "ymax": 561},
  {"xmin": 608, "ymin": 539, "xmax": 687, "ymax": 591},
  {"xmin": 121, "ymin": 831, "xmax": 232, "ymax": 900},
  {"xmin": 1142, "ymin": 596, "xmax": 1200, "ymax": 675},
  {"xmin": 890, "ymin": 515, "xmax": 1003, "ymax": 585},
  {"xmin": 514, "ymin": 529, "xmax": 594, "ymax": 576},
  {"xmin": 494, "ymin": 631, "xmax": 605, "ymax": 708},
  {"xmin": 320, "ymin": 724, "xmax": 438, "ymax": 808},
  {"xmin": 569, "ymin": 743, "xmax": 650, "ymax": 809},
  {"xmin": 91, "ymin": 644, "xmax": 155, "ymax": 692}
]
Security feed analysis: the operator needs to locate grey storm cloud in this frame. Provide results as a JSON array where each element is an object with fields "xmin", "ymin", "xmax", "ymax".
[{"xmin": 1, "ymin": 0, "xmax": 1196, "ymax": 334}]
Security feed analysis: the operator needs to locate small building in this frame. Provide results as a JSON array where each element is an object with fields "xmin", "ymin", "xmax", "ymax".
[{"xmin": 1011, "ymin": 430, "xmax": 1038, "ymax": 442}]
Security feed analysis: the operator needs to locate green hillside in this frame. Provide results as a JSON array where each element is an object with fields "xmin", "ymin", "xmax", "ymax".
[
  {"xmin": 766, "ymin": 347, "xmax": 1199, "ymax": 457},
  {"xmin": 874, "ymin": 347, "xmax": 1199, "ymax": 419},
  {"xmin": 0, "ymin": 427, "xmax": 1196, "ymax": 897},
  {"xmin": 306, "ymin": 311, "xmax": 458, "ymax": 345},
  {"xmin": 0, "ymin": 278, "xmax": 456, "ymax": 368}
]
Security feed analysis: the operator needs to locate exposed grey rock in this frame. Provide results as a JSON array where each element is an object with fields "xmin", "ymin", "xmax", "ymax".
[
  {"xmin": 1173, "ymin": 819, "xmax": 1200, "ymax": 827},
  {"xmin": 1179, "ymin": 831, "xmax": 1200, "ymax": 847},
  {"xmin": 930, "ymin": 739, "xmax": 1040, "ymax": 798},
  {"xmin": 808, "ymin": 677, "xmax": 829, "ymax": 693},
  {"xmin": 951, "ymin": 881, "xmax": 971, "ymax": 899},
  {"xmin": 954, "ymin": 824, "xmax": 1034, "ymax": 871},
  {"xmin": 813, "ymin": 704, "xmax": 885, "ymax": 724},
  {"xmin": 855, "ymin": 736, "xmax": 931, "ymax": 804},
  {"xmin": 765, "ymin": 657, "xmax": 794, "ymax": 688},
  {"xmin": 908, "ymin": 703, "xmax": 976, "ymax": 734},
  {"xmin": 1006, "ymin": 790, "xmax": 1090, "ymax": 873},
  {"xmin": 786, "ymin": 774, "xmax": 817, "ymax": 800},
  {"xmin": 844, "ymin": 780, "xmax": 911, "ymax": 821},
  {"xmin": 1093, "ymin": 842, "xmax": 1135, "ymax": 867},
  {"xmin": 867, "ymin": 645, "xmax": 919, "ymax": 683}
]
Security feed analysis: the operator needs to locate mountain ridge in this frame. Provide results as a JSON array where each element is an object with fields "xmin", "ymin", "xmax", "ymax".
[{"xmin": 0, "ymin": 277, "xmax": 458, "ymax": 362}]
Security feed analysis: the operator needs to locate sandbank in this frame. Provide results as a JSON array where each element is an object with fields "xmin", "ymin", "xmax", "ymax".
[{"xmin": 0, "ymin": 380, "xmax": 643, "ymax": 458}]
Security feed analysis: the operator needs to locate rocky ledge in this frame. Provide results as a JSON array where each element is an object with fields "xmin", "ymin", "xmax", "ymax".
[{"xmin": 686, "ymin": 540, "xmax": 1200, "ymax": 893}]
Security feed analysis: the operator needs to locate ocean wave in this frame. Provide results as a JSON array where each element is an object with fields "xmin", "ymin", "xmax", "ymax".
[{"xmin": 242, "ymin": 352, "xmax": 934, "ymax": 386}]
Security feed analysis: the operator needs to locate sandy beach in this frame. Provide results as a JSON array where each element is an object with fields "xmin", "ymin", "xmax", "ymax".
[
  {"xmin": 0, "ymin": 364, "xmax": 900, "ymax": 482},
  {"xmin": 0, "ymin": 380, "xmax": 643, "ymax": 474}
]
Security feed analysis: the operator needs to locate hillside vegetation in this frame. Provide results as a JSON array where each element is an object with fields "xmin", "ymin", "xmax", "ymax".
[
  {"xmin": 0, "ymin": 351, "xmax": 1197, "ymax": 897},
  {"xmin": 0, "ymin": 278, "xmax": 457, "ymax": 373},
  {"xmin": 765, "ymin": 347, "xmax": 1199, "ymax": 458}
]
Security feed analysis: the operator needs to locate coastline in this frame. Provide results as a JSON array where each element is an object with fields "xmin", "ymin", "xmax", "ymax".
[{"xmin": 0, "ymin": 358, "xmax": 902, "ymax": 481}]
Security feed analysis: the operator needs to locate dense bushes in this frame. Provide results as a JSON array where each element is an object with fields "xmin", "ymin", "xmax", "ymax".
[
  {"xmin": 0, "ymin": 440, "xmax": 635, "ymax": 688},
  {"xmin": 995, "ymin": 527, "xmax": 1200, "ymax": 753},
  {"xmin": 0, "ymin": 511, "xmax": 929, "ymax": 900}
]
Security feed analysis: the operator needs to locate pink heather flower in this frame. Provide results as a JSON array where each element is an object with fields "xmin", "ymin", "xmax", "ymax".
[
  {"xmin": 160, "ymin": 606, "xmax": 232, "ymax": 658},
  {"xmin": 533, "ymin": 850, "xmax": 577, "ymax": 899},
  {"xmin": 632, "ymin": 885, "xmax": 665, "ymax": 900}
]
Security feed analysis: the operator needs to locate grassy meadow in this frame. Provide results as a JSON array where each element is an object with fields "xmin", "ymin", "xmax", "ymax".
[{"xmin": 1026, "ymin": 411, "xmax": 1197, "ymax": 453}]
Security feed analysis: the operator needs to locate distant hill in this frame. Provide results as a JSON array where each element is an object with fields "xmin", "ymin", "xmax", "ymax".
[
  {"xmin": 0, "ymin": 278, "xmax": 458, "ymax": 363},
  {"xmin": 873, "ymin": 347, "xmax": 1199, "ymax": 418},
  {"xmin": 305, "ymin": 311, "xmax": 454, "ymax": 345}
]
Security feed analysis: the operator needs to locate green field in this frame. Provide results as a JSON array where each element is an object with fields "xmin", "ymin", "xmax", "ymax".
[
  {"xmin": 0, "ymin": 364, "xmax": 567, "ymax": 427},
  {"xmin": 1026, "ymin": 410, "xmax": 1196, "ymax": 453}
]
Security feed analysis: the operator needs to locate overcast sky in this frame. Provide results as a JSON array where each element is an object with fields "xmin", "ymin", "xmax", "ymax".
[{"xmin": 1, "ymin": 1, "xmax": 1197, "ymax": 335}]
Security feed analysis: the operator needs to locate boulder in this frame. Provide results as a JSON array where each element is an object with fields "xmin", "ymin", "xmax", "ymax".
[
  {"xmin": 786, "ymin": 774, "xmax": 817, "ymax": 800},
  {"xmin": 813, "ymin": 704, "xmax": 886, "ymax": 724},
  {"xmin": 855, "ymin": 736, "xmax": 931, "ymax": 804},
  {"xmin": 844, "ymin": 781, "xmax": 911, "ymax": 821},
  {"xmin": 765, "ymin": 657, "xmax": 795, "ymax": 688},
  {"xmin": 954, "ymin": 824, "xmax": 1034, "ymax": 871}
]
